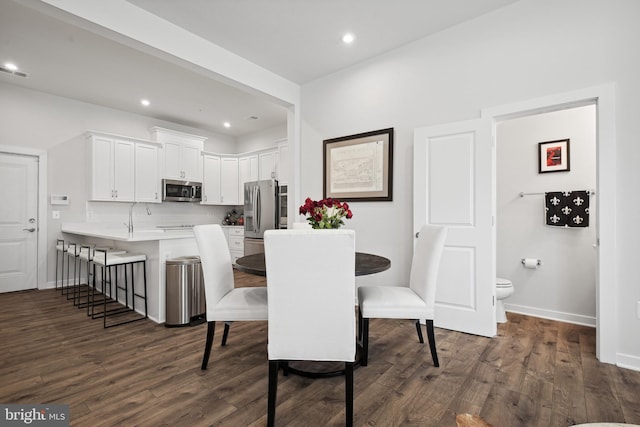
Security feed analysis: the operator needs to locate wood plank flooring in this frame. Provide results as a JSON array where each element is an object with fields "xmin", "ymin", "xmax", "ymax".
[{"xmin": 1, "ymin": 271, "xmax": 639, "ymax": 427}]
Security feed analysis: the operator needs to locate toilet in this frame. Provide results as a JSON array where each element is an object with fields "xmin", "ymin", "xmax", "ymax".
[{"xmin": 495, "ymin": 277, "xmax": 514, "ymax": 323}]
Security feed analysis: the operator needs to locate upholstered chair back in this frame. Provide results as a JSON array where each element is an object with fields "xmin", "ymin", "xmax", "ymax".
[
  {"xmin": 194, "ymin": 224, "xmax": 236, "ymax": 320},
  {"xmin": 264, "ymin": 229, "xmax": 356, "ymax": 362},
  {"xmin": 409, "ymin": 224, "xmax": 448, "ymax": 316}
]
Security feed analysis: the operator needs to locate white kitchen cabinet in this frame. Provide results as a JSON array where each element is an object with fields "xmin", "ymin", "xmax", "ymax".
[
  {"xmin": 150, "ymin": 127, "xmax": 206, "ymax": 181},
  {"xmin": 221, "ymin": 156, "xmax": 239, "ymax": 205},
  {"xmin": 202, "ymin": 154, "xmax": 239, "ymax": 205},
  {"xmin": 164, "ymin": 139, "xmax": 202, "ymax": 181},
  {"xmin": 202, "ymin": 153, "xmax": 221, "ymax": 204},
  {"xmin": 225, "ymin": 226, "xmax": 244, "ymax": 263},
  {"xmin": 238, "ymin": 154, "xmax": 258, "ymax": 202},
  {"xmin": 259, "ymin": 149, "xmax": 278, "ymax": 181},
  {"xmin": 134, "ymin": 141, "xmax": 161, "ymax": 203},
  {"xmin": 87, "ymin": 133, "xmax": 135, "ymax": 202}
]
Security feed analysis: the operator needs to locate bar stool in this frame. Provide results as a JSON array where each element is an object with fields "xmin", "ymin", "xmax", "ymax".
[
  {"xmin": 79, "ymin": 245, "xmax": 126, "ymax": 316},
  {"xmin": 92, "ymin": 249, "xmax": 148, "ymax": 328},
  {"xmin": 66, "ymin": 243, "xmax": 84, "ymax": 303},
  {"xmin": 55, "ymin": 239, "xmax": 67, "ymax": 293},
  {"xmin": 56, "ymin": 239, "xmax": 75, "ymax": 297}
]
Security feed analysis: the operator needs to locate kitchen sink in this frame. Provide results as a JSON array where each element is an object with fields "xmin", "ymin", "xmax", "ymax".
[{"xmin": 156, "ymin": 225, "xmax": 195, "ymax": 231}]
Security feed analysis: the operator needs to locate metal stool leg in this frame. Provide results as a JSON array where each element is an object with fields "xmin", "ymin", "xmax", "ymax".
[{"xmin": 93, "ymin": 252, "xmax": 148, "ymax": 328}]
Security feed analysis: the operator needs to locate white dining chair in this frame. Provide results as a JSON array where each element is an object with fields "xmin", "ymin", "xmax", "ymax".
[
  {"xmin": 357, "ymin": 224, "xmax": 448, "ymax": 367},
  {"xmin": 194, "ymin": 224, "xmax": 268, "ymax": 370},
  {"xmin": 264, "ymin": 229, "xmax": 356, "ymax": 427},
  {"xmin": 291, "ymin": 221, "xmax": 311, "ymax": 229}
]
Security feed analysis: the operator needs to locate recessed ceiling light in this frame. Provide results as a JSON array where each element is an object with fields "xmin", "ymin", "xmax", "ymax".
[
  {"xmin": 223, "ymin": 122, "xmax": 231, "ymax": 128},
  {"xmin": 140, "ymin": 99, "xmax": 150, "ymax": 107},
  {"xmin": 0, "ymin": 62, "xmax": 28, "ymax": 78},
  {"xmin": 342, "ymin": 33, "xmax": 355, "ymax": 44}
]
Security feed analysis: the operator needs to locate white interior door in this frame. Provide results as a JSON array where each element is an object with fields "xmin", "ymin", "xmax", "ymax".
[
  {"xmin": 414, "ymin": 119, "xmax": 496, "ymax": 337},
  {"xmin": 0, "ymin": 153, "xmax": 39, "ymax": 292}
]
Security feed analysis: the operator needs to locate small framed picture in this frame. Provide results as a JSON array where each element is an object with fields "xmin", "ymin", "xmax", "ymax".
[{"xmin": 538, "ymin": 139, "xmax": 570, "ymax": 173}]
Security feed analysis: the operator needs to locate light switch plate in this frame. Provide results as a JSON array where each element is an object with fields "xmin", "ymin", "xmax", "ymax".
[{"xmin": 52, "ymin": 210, "xmax": 60, "ymax": 219}]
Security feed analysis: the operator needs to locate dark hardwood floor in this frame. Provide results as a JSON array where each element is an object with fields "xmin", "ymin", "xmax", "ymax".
[{"xmin": 1, "ymin": 271, "xmax": 639, "ymax": 426}]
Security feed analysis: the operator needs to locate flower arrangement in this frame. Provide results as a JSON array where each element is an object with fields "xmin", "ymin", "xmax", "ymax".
[{"xmin": 299, "ymin": 197, "xmax": 353, "ymax": 229}]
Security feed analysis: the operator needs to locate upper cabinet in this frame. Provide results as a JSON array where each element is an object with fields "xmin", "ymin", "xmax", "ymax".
[
  {"xmin": 238, "ymin": 154, "xmax": 258, "ymax": 202},
  {"xmin": 134, "ymin": 142, "xmax": 161, "ymax": 203},
  {"xmin": 258, "ymin": 149, "xmax": 277, "ymax": 181},
  {"xmin": 202, "ymin": 153, "xmax": 239, "ymax": 205},
  {"xmin": 86, "ymin": 131, "xmax": 161, "ymax": 203},
  {"xmin": 200, "ymin": 139, "xmax": 289, "ymax": 207},
  {"xmin": 150, "ymin": 127, "xmax": 206, "ymax": 181},
  {"xmin": 202, "ymin": 153, "xmax": 222, "ymax": 204},
  {"xmin": 221, "ymin": 156, "xmax": 239, "ymax": 205},
  {"xmin": 87, "ymin": 133, "xmax": 135, "ymax": 202}
]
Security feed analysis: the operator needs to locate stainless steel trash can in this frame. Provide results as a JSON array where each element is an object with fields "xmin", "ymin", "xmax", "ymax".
[{"xmin": 165, "ymin": 256, "xmax": 206, "ymax": 327}]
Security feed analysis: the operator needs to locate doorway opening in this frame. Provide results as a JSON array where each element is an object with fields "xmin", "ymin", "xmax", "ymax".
[
  {"xmin": 495, "ymin": 105, "xmax": 596, "ymax": 325},
  {"xmin": 482, "ymin": 83, "xmax": 616, "ymax": 364}
]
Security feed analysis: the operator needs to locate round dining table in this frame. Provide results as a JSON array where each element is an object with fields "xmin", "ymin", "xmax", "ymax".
[
  {"xmin": 233, "ymin": 250, "xmax": 391, "ymax": 378},
  {"xmin": 234, "ymin": 251, "xmax": 391, "ymax": 277}
]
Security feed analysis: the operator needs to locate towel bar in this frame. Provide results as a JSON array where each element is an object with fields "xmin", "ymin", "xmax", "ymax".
[{"xmin": 519, "ymin": 190, "xmax": 595, "ymax": 197}]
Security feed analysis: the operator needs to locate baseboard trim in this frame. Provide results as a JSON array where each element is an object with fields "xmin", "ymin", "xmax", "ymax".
[
  {"xmin": 616, "ymin": 353, "xmax": 640, "ymax": 372},
  {"xmin": 504, "ymin": 303, "xmax": 596, "ymax": 327}
]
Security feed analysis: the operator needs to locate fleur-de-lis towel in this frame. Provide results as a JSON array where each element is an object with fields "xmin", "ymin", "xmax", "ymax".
[{"xmin": 545, "ymin": 190, "xmax": 590, "ymax": 227}]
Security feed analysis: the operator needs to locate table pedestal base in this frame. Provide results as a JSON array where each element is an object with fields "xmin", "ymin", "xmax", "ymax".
[{"xmin": 282, "ymin": 346, "xmax": 363, "ymax": 378}]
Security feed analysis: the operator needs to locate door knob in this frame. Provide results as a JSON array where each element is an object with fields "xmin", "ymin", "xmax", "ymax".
[{"xmin": 23, "ymin": 228, "xmax": 36, "ymax": 232}]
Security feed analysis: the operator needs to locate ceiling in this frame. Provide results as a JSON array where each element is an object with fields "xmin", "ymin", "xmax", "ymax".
[{"xmin": 0, "ymin": 0, "xmax": 520, "ymax": 138}]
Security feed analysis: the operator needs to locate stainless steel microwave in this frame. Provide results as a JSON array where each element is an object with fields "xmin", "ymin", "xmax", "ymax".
[{"xmin": 162, "ymin": 179, "xmax": 202, "ymax": 202}]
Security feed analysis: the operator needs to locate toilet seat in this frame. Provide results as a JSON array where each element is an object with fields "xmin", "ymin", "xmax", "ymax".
[{"xmin": 496, "ymin": 277, "xmax": 512, "ymax": 288}]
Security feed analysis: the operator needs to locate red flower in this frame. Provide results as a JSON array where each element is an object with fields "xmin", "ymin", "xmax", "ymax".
[{"xmin": 298, "ymin": 197, "xmax": 354, "ymax": 229}]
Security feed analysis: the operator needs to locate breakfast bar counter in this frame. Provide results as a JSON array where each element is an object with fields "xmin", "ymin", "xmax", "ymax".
[
  {"xmin": 61, "ymin": 223, "xmax": 202, "ymax": 324},
  {"xmin": 61, "ymin": 223, "xmax": 196, "ymax": 242}
]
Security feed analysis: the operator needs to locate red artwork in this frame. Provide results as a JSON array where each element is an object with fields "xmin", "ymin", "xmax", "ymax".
[{"xmin": 546, "ymin": 146, "xmax": 562, "ymax": 166}]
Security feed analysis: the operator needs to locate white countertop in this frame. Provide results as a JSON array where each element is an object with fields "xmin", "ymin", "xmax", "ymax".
[
  {"xmin": 62, "ymin": 223, "xmax": 244, "ymax": 242},
  {"xmin": 61, "ymin": 222, "xmax": 195, "ymax": 242}
]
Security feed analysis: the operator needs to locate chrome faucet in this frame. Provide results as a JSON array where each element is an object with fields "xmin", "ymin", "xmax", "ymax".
[
  {"xmin": 127, "ymin": 203, "xmax": 136, "ymax": 234},
  {"xmin": 126, "ymin": 203, "xmax": 152, "ymax": 234}
]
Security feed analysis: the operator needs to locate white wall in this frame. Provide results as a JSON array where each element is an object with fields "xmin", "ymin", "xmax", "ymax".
[
  {"xmin": 235, "ymin": 125, "xmax": 287, "ymax": 154},
  {"xmin": 300, "ymin": 0, "xmax": 640, "ymax": 366},
  {"xmin": 0, "ymin": 82, "xmax": 236, "ymax": 284},
  {"xmin": 0, "ymin": 82, "xmax": 236, "ymax": 153},
  {"xmin": 497, "ymin": 106, "xmax": 596, "ymax": 325}
]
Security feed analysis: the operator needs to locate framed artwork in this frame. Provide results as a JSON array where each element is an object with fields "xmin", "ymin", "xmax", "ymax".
[
  {"xmin": 538, "ymin": 139, "xmax": 570, "ymax": 173},
  {"xmin": 323, "ymin": 128, "xmax": 393, "ymax": 201}
]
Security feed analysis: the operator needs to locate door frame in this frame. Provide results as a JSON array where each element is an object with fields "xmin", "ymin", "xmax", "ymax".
[
  {"xmin": 0, "ymin": 145, "xmax": 48, "ymax": 290},
  {"xmin": 481, "ymin": 83, "xmax": 616, "ymax": 364}
]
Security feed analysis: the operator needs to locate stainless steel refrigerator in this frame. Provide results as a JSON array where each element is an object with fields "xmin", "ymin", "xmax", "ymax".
[{"xmin": 244, "ymin": 179, "xmax": 279, "ymax": 255}]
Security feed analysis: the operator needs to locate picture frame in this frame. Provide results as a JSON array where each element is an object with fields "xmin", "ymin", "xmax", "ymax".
[
  {"xmin": 323, "ymin": 128, "xmax": 393, "ymax": 201},
  {"xmin": 538, "ymin": 139, "xmax": 570, "ymax": 173}
]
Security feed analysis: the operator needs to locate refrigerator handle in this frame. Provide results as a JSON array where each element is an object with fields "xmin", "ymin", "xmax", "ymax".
[
  {"xmin": 251, "ymin": 187, "xmax": 257, "ymax": 233},
  {"xmin": 255, "ymin": 186, "xmax": 261, "ymax": 232}
]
